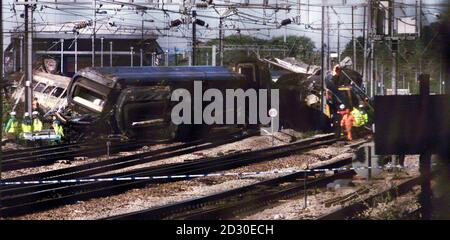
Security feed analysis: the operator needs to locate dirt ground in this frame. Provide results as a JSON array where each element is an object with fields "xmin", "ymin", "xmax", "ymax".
[
  {"xmin": 1, "ymin": 142, "xmax": 25, "ymax": 151},
  {"xmin": 2, "ymin": 142, "xmax": 179, "ymax": 179},
  {"xmin": 242, "ymin": 155, "xmax": 421, "ymax": 220}
]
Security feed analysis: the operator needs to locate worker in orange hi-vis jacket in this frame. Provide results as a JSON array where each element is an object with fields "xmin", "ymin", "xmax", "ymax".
[{"xmin": 340, "ymin": 108, "xmax": 355, "ymax": 141}]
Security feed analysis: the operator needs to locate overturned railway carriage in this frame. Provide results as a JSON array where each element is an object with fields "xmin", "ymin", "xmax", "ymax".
[
  {"xmin": 274, "ymin": 72, "xmax": 326, "ymax": 131},
  {"xmin": 57, "ymin": 59, "xmax": 369, "ymax": 141},
  {"xmin": 31, "ymin": 72, "xmax": 71, "ymax": 113},
  {"xmin": 10, "ymin": 71, "xmax": 71, "ymax": 114},
  {"xmin": 58, "ymin": 64, "xmax": 272, "ymax": 140},
  {"xmin": 274, "ymin": 67, "xmax": 370, "ymax": 131}
]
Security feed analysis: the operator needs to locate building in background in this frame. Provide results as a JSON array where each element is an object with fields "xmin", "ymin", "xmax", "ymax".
[{"xmin": 3, "ymin": 21, "xmax": 163, "ymax": 77}]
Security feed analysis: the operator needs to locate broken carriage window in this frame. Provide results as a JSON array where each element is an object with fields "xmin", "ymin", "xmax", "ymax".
[
  {"xmin": 34, "ymin": 83, "xmax": 47, "ymax": 92},
  {"xmin": 51, "ymin": 87, "xmax": 65, "ymax": 98},
  {"xmin": 60, "ymin": 90, "xmax": 67, "ymax": 98},
  {"xmin": 43, "ymin": 86, "xmax": 55, "ymax": 94},
  {"xmin": 73, "ymin": 86, "xmax": 106, "ymax": 112}
]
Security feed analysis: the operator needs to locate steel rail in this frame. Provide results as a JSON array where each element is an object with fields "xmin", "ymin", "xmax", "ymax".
[
  {"xmin": 2, "ymin": 140, "xmax": 158, "ymax": 171},
  {"xmin": 105, "ymin": 158, "xmax": 355, "ymax": 220},
  {"xmin": 317, "ymin": 176, "xmax": 422, "ymax": 220},
  {"xmin": 2, "ymin": 137, "xmax": 169, "ymax": 160},
  {"xmin": 2, "ymin": 135, "xmax": 334, "ymax": 201},
  {"xmin": 2, "ymin": 141, "xmax": 89, "ymax": 159},
  {"xmin": 0, "ymin": 134, "xmax": 336, "ymax": 217},
  {"xmin": 1, "ymin": 131, "xmax": 252, "ymax": 196}
]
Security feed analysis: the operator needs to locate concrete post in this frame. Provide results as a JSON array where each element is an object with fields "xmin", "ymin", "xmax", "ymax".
[
  {"xmin": 211, "ymin": 45, "xmax": 216, "ymax": 66},
  {"xmin": 165, "ymin": 50, "xmax": 169, "ymax": 66},
  {"xmin": 130, "ymin": 47, "xmax": 134, "ymax": 67},
  {"xmin": 60, "ymin": 39, "xmax": 64, "ymax": 74},
  {"xmin": 109, "ymin": 41, "xmax": 113, "ymax": 67},
  {"xmin": 100, "ymin": 37, "xmax": 104, "ymax": 67},
  {"xmin": 75, "ymin": 37, "xmax": 78, "ymax": 72}
]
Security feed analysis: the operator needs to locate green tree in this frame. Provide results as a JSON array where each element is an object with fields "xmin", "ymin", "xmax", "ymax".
[
  {"xmin": 341, "ymin": 36, "xmax": 365, "ymax": 73},
  {"xmin": 268, "ymin": 35, "xmax": 316, "ymax": 63},
  {"xmin": 206, "ymin": 34, "xmax": 316, "ymax": 65},
  {"xmin": 340, "ymin": 20, "xmax": 445, "ymax": 94}
]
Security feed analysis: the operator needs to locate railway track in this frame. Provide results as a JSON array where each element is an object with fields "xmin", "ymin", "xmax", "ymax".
[
  {"xmin": 104, "ymin": 156, "xmax": 356, "ymax": 220},
  {"xmin": 0, "ymin": 133, "xmax": 336, "ymax": 218},
  {"xmin": 1, "ymin": 139, "xmax": 163, "ymax": 171},
  {"xmin": 2, "ymin": 141, "xmax": 83, "ymax": 158},
  {"xmin": 1, "ymin": 130, "xmax": 252, "ymax": 194},
  {"xmin": 317, "ymin": 175, "xmax": 422, "ymax": 220}
]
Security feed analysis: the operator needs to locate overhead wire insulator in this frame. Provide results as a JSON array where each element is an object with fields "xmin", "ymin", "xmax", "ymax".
[
  {"xmin": 280, "ymin": 18, "xmax": 294, "ymax": 26},
  {"xmin": 73, "ymin": 20, "xmax": 92, "ymax": 33},
  {"xmin": 195, "ymin": 19, "xmax": 209, "ymax": 28},
  {"xmin": 196, "ymin": 2, "xmax": 209, "ymax": 9},
  {"xmin": 108, "ymin": 20, "xmax": 116, "ymax": 27},
  {"xmin": 170, "ymin": 19, "xmax": 183, "ymax": 28}
]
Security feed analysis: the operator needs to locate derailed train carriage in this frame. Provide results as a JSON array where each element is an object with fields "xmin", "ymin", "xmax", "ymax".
[
  {"xmin": 271, "ymin": 58, "xmax": 372, "ymax": 131},
  {"xmin": 56, "ymin": 58, "xmax": 371, "ymax": 141},
  {"xmin": 55, "ymin": 60, "xmax": 274, "ymax": 140},
  {"xmin": 5, "ymin": 55, "xmax": 70, "ymax": 112}
]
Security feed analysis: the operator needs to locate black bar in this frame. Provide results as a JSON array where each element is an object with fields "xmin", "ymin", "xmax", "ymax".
[
  {"xmin": 419, "ymin": 74, "xmax": 432, "ymax": 220},
  {"xmin": 192, "ymin": 10, "xmax": 197, "ymax": 66},
  {"xmin": 419, "ymin": 153, "xmax": 432, "ymax": 219}
]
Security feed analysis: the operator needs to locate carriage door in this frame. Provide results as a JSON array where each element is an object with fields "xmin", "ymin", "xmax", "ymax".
[
  {"xmin": 237, "ymin": 63, "xmax": 257, "ymax": 88},
  {"xmin": 236, "ymin": 63, "xmax": 259, "ymax": 125},
  {"xmin": 116, "ymin": 86, "xmax": 170, "ymax": 137}
]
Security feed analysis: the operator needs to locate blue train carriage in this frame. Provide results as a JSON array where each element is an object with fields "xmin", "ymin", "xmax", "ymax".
[{"xmin": 56, "ymin": 63, "xmax": 271, "ymax": 141}]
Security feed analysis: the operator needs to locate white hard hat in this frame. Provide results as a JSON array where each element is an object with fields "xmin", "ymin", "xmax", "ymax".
[
  {"xmin": 10, "ymin": 111, "xmax": 16, "ymax": 116},
  {"xmin": 24, "ymin": 112, "xmax": 30, "ymax": 117},
  {"xmin": 32, "ymin": 111, "xmax": 39, "ymax": 115},
  {"xmin": 359, "ymin": 104, "xmax": 364, "ymax": 108},
  {"xmin": 339, "ymin": 104, "xmax": 345, "ymax": 110}
]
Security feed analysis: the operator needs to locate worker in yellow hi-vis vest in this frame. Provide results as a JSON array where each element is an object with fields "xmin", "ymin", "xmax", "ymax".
[
  {"xmin": 358, "ymin": 104, "xmax": 369, "ymax": 126},
  {"xmin": 32, "ymin": 111, "xmax": 43, "ymax": 132},
  {"xmin": 21, "ymin": 112, "xmax": 33, "ymax": 136},
  {"xmin": 351, "ymin": 105, "xmax": 368, "ymax": 127},
  {"xmin": 5, "ymin": 111, "xmax": 20, "ymax": 141},
  {"xmin": 52, "ymin": 117, "xmax": 64, "ymax": 139},
  {"xmin": 350, "ymin": 107, "xmax": 363, "ymax": 127}
]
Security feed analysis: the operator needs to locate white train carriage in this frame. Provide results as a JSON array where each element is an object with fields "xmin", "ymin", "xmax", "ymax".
[{"xmin": 12, "ymin": 71, "xmax": 71, "ymax": 114}]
